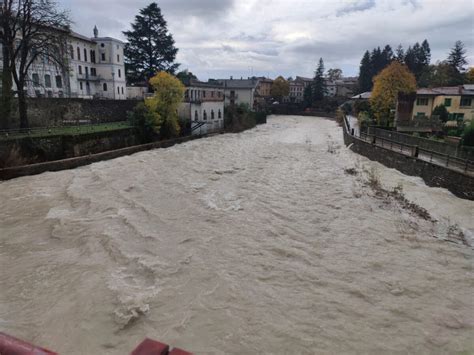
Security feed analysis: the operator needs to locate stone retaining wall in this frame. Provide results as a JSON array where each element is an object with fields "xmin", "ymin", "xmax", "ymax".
[{"xmin": 343, "ymin": 119, "xmax": 474, "ymax": 200}]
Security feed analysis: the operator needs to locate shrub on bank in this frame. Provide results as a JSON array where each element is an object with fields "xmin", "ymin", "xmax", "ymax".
[{"xmin": 462, "ymin": 120, "xmax": 474, "ymax": 146}]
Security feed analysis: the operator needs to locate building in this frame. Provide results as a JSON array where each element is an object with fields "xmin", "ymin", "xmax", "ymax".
[
  {"xmin": 179, "ymin": 80, "xmax": 225, "ymax": 135},
  {"xmin": 325, "ymin": 80, "xmax": 337, "ymax": 97},
  {"xmin": 409, "ymin": 85, "xmax": 474, "ymax": 122},
  {"xmin": 216, "ymin": 77, "xmax": 260, "ymax": 109},
  {"xmin": 284, "ymin": 79, "xmax": 305, "ymax": 103},
  {"xmin": 0, "ymin": 26, "xmax": 127, "ymax": 100},
  {"xmin": 335, "ymin": 77, "xmax": 358, "ymax": 98}
]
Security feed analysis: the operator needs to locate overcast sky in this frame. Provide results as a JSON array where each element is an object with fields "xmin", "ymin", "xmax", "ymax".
[{"xmin": 59, "ymin": 0, "xmax": 474, "ymax": 80}]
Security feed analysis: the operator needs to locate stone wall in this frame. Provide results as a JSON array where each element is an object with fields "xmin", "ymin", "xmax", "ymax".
[
  {"xmin": 9, "ymin": 98, "xmax": 140, "ymax": 128},
  {"xmin": 0, "ymin": 128, "xmax": 139, "ymax": 168},
  {"xmin": 343, "ymin": 119, "xmax": 474, "ymax": 200}
]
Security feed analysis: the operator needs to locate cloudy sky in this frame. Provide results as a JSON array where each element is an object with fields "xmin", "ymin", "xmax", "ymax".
[{"xmin": 58, "ymin": 0, "xmax": 474, "ymax": 80}]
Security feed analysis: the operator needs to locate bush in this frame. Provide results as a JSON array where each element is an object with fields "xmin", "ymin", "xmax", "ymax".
[
  {"xmin": 127, "ymin": 102, "xmax": 158, "ymax": 143},
  {"xmin": 461, "ymin": 120, "xmax": 474, "ymax": 146}
]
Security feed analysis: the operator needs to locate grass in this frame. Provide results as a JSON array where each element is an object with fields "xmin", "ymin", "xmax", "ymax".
[{"xmin": 0, "ymin": 122, "xmax": 133, "ymax": 141}]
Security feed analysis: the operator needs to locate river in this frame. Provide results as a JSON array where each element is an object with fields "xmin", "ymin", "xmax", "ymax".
[{"xmin": 0, "ymin": 116, "xmax": 473, "ymax": 354}]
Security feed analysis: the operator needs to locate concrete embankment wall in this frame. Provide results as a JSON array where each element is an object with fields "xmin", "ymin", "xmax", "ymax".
[{"xmin": 343, "ymin": 121, "xmax": 474, "ymax": 201}]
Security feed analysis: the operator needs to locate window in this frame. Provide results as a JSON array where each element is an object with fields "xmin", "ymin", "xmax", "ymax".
[
  {"xmin": 80, "ymin": 82, "xmax": 83, "ymax": 90},
  {"xmin": 211, "ymin": 110, "xmax": 215, "ymax": 119},
  {"xmin": 203, "ymin": 90, "xmax": 206, "ymax": 98},
  {"xmin": 218, "ymin": 92, "xmax": 221, "ymax": 98},
  {"xmin": 44, "ymin": 75, "xmax": 51, "ymax": 88},
  {"xmin": 118, "ymin": 69, "xmax": 121, "ymax": 78},
  {"xmin": 32, "ymin": 73, "xmax": 40, "ymax": 87},
  {"xmin": 416, "ymin": 97, "xmax": 428, "ymax": 106},
  {"xmin": 101, "ymin": 43, "xmax": 105, "ymax": 48},
  {"xmin": 121, "ymin": 87, "xmax": 124, "ymax": 95},
  {"xmin": 117, "ymin": 54, "xmax": 120, "ymax": 62},
  {"xmin": 91, "ymin": 68, "xmax": 97, "ymax": 76},
  {"xmin": 78, "ymin": 65, "xmax": 82, "ymax": 74},
  {"xmin": 195, "ymin": 110, "xmax": 198, "ymax": 121},
  {"xmin": 84, "ymin": 48, "xmax": 88, "ymax": 62},
  {"xmin": 416, "ymin": 112, "xmax": 426, "ymax": 117},
  {"xmin": 101, "ymin": 53, "xmax": 106, "ymax": 61},
  {"xmin": 203, "ymin": 110, "xmax": 207, "ymax": 120},
  {"xmin": 117, "ymin": 87, "xmax": 120, "ymax": 94},
  {"xmin": 70, "ymin": 45, "xmax": 74, "ymax": 60},
  {"xmin": 218, "ymin": 109, "xmax": 222, "ymax": 119},
  {"xmin": 460, "ymin": 97, "xmax": 472, "ymax": 107},
  {"xmin": 77, "ymin": 47, "xmax": 81, "ymax": 61},
  {"xmin": 103, "ymin": 83, "xmax": 108, "ymax": 91},
  {"xmin": 90, "ymin": 50, "xmax": 96, "ymax": 63},
  {"xmin": 211, "ymin": 91, "xmax": 214, "ymax": 98},
  {"xmin": 454, "ymin": 113, "xmax": 465, "ymax": 120},
  {"xmin": 47, "ymin": 91, "xmax": 53, "ymax": 98},
  {"xmin": 85, "ymin": 67, "xmax": 89, "ymax": 76},
  {"xmin": 55, "ymin": 75, "xmax": 62, "ymax": 88},
  {"xmin": 444, "ymin": 98, "xmax": 452, "ymax": 107}
]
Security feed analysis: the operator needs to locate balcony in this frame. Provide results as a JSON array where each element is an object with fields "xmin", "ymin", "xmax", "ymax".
[{"xmin": 77, "ymin": 73, "xmax": 101, "ymax": 81}]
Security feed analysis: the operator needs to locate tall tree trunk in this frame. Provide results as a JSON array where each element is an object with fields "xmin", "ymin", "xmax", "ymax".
[
  {"xmin": 0, "ymin": 50, "xmax": 13, "ymax": 130},
  {"xmin": 17, "ymin": 85, "xmax": 29, "ymax": 130}
]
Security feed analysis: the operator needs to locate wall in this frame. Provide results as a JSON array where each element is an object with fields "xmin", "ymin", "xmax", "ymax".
[
  {"xmin": 343, "ymin": 121, "xmax": 474, "ymax": 200},
  {"xmin": 9, "ymin": 98, "xmax": 139, "ymax": 128}
]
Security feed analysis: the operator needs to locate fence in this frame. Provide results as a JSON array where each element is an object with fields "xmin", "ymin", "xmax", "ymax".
[
  {"xmin": 345, "ymin": 116, "xmax": 474, "ymax": 176},
  {"xmin": 370, "ymin": 127, "xmax": 473, "ymax": 161}
]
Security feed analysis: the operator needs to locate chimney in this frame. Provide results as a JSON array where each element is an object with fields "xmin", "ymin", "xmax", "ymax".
[{"xmin": 230, "ymin": 76, "xmax": 233, "ymax": 80}]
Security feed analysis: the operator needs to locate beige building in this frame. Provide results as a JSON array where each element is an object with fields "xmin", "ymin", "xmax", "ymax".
[
  {"xmin": 411, "ymin": 85, "xmax": 474, "ymax": 122},
  {"xmin": 216, "ymin": 77, "xmax": 260, "ymax": 109}
]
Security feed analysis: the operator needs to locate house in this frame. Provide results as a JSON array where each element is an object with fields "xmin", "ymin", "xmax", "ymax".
[
  {"xmin": 351, "ymin": 92, "xmax": 372, "ymax": 100},
  {"xmin": 335, "ymin": 77, "xmax": 358, "ymax": 98},
  {"xmin": 0, "ymin": 26, "xmax": 127, "ymax": 100},
  {"xmin": 410, "ymin": 85, "xmax": 474, "ymax": 122},
  {"xmin": 216, "ymin": 77, "xmax": 260, "ymax": 109},
  {"xmin": 325, "ymin": 80, "xmax": 337, "ymax": 97},
  {"xmin": 284, "ymin": 79, "xmax": 305, "ymax": 103},
  {"xmin": 255, "ymin": 77, "xmax": 273, "ymax": 109},
  {"xmin": 179, "ymin": 80, "xmax": 225, "ymax": 135}
]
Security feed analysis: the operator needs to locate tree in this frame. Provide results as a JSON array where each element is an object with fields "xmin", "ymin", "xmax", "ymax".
[
  {"xmin": 124, "ymin": 3, "xmax": 179, "ymax": 85},
  {"xmin": 404, "ymin": 40, "xmax": 431, "ymax": 82},
  {"xmin": 312, "ymin": 58, "xmax": 327, "ymax": 101},
  {"xmin": 448, "ymin": 41, "xmax": 468, "ymax": 73},
  {"xmin": 358, "ymin": 50, "xmax": 372, "ymax": 92},
  {"xmin": 381, "ymin": 45, "xmax": 394, "ymax": 67},
  {"xmin": 0, "ymin": 0, "xmax": 70, "ymax": 129},
  {"xmin": 467, "ymin": 67, "xmax": 474, "ymax": 84},
  {"xmin": 270, "ymin": 76, "xmax": 289, "ymax": 101},
  {"xmin": 370, "ymin": 62, "xmax": 417, "ymax": 125},
  {"xmin": 462, "ymin": 120, "xmax": 474, "ymax": 147},
  {"xmin": 147, "ymin": 72, "xmax": 185, "ymax": 138},
  {"xmin": 395, "ymin": 44, "xmax": 405, "ymax": 63},
  {"xmin": 176, "ymin": 69, "xmax": 197, "ymax": 85},
  {"xmin": 327, "ymin": 68, "xmax": 342, "ymax": 82},
  {"xmin": 303, "ymin": 85, "xmax": 313, "ymax": 108},
  {"xmin": 432, "ymin": 104, "xmax": 449, "ymax": 123}
]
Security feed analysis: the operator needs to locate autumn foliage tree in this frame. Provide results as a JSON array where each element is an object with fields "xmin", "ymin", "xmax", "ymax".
[
  {"xmin": 146, "ymin": 71, "xmax": 185, "ymax": 138},
  {"xmin": 270, "ymin": 76, "xmax": 289, "ymax": 101},
  {"xmin": 370, "ymin": 62, "xmax": 417, "ymax": 126}
]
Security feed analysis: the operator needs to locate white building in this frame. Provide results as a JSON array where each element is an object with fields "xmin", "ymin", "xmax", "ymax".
[
  {"xmin": 179, "ymin": 80, "xmax": 225, "ymax": 135},
  {"xmin": 0, "ymin": 26, "xmax": 127, "ymax": 100},
  {"xmin": 216, "ymin": 77, "xmax": 260, "ymax": 109}
]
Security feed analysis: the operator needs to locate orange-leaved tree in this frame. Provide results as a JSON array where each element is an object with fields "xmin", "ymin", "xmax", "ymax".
[
  {"xmin": 270, "ymin": 76, "xmax": 290, "ymax": 101},
  {"xmin": 147, "ymin": 71, "xmax": 185, "ymax": 138},
  {"xmin": 370, "ymin": 61, "xmax": 417, "ymax": 126}
]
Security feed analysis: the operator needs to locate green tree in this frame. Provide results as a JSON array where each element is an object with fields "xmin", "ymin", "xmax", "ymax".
[
  {"xmin": 176, "ymin": 69, "xmax": 197, "ymax": 85},
  {"xmin": 370, "ymin": 61, "xmax": 417, "ymax": 126},
  {"xmin": 432, "ymin": 104, "xmax": 449, "ymax": 122},
  {"xmin": 405, "ymin": 40, "xmax": 431, "ymax": 82},
  {"xmin": 147, "ymin": 71, "xmax": 185, "ymax": 138},
  {"xmin": 123, "ymin": 3, "xmax": 179, "ymax": 85},
  {"xmin": 312, "ymin": 58, "xmax": 327, "ymax": 101},
  {"xmin": 303, "ymin": 85, "xmax": 313, "ymax": 108},
  {"xmin": 270, "ymin": 76, "xmax": 290, "ymax": 101},
  {"xmin": 395, "ymin": 44, "xmax": 405, "ymax": 63},
  {"xmin": 447, "ymin": 40, "xmax": 468, "ymax": 85},
  {"xmin": 461, "ymin": 120, "xmax": 474, "ymax": 147},
  {"xmin": 358, "ymin": 50, "xmax": 372, "ymax": 92}
]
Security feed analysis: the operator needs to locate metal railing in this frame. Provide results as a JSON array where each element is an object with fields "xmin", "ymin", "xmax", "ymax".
[{"xmin": 345, "ymin": 116, "xmax": 473, "ymax": 175}]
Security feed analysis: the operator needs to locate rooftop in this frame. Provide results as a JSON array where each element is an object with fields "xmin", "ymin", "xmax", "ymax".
[
  {"xmin": 216, "ymin": 78, "xmax": 260, "ymax": 89},
  {"xmin": 417, "ymin": 85, "xmax": 474, "ymax": 96}
]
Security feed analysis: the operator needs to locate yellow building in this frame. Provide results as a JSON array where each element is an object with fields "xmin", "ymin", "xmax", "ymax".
[{"xmin": 411, "ymin": 85, "xmax": 474, "ymax": 122}]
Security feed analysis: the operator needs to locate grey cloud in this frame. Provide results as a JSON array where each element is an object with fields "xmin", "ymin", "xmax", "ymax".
[{"xmin": 336, "ymin": 0, "xmax": 376, "ymax": 17}]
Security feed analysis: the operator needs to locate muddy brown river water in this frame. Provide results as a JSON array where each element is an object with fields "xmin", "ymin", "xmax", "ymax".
[{"xmin": 0, "ymin": 116, "xmax": 473, "ymax": 354}]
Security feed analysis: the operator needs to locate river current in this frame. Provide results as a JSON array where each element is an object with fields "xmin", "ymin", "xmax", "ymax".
[{"xmin": 0, "ymin": 116, "xmax": 473, "ymax": 354}]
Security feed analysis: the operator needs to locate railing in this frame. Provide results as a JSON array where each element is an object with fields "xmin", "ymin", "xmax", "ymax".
[{"xmin": 345, "ymin": 116, "xmax": 473, "ymax": 175}]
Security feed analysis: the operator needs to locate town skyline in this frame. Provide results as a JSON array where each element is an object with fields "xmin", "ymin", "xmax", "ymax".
[{"xmin": 59, "ymin": 0, "xmax": 474, "ymax": 80}]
